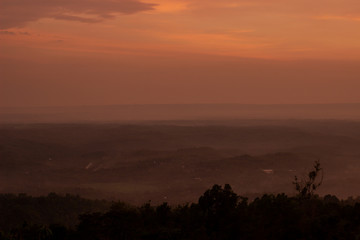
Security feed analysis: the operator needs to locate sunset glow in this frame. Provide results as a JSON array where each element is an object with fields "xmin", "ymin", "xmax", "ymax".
[{"xmin": 1, "ymin": 0, "xmax": 360, "ymax": 107}]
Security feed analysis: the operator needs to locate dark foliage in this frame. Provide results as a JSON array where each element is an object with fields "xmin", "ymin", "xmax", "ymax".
[
  {"xmin": 0, "ymin": 193, "xmax": 110, "ymax": 231},
  {"xmin": 293, "ymin": 160, "xmax": 323, "ymax": 199},
  {"xmin": 1, "ymin": 187, "xmax": 360, "ymax": 240}
]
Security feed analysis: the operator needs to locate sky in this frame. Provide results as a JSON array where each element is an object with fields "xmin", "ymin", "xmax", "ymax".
[{"xmin": 1, "ymin": 0, "xmax": 360, "ymax": 107}]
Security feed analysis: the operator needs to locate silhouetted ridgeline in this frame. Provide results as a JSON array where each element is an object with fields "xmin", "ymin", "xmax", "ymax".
[{"xmin": 1, "ymin": 186, "xmax": 360, "ymax": 240}]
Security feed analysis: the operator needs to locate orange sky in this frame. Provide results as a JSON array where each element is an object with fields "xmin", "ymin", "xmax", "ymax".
[{"xmin": 1, "ymin": 0, "xmax": 360, "ymax": 107}]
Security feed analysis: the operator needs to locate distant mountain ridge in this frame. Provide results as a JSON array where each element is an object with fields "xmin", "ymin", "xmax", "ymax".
[{"xmin": 1, "ymin": 103, "xmax": 360, "ymax": 123}]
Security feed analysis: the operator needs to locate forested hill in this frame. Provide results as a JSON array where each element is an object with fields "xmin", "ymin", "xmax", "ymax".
[
  {"xmin": 0, "ymin": 193, "xmax": 110, "ymax": 230},
  {"xmin": 1, "ymin": 185, "xmax": 360, "ymax": 240}
]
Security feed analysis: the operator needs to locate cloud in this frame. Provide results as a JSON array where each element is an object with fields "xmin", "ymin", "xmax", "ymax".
[
  {"xmin": 170, "ymin": 0, "xmax": 360, "ymax": 17},
  {"xmin": 19, "ymin": 31, "xmax": 31, "ymax": 35},
  {"xmin": 315, "ymin": 15, "xmax": 360, "ymax": 22},
  {"xmin": 52, "ymin": 14, "xmax": 102, "ymax": 23},
  {"xmin": 0, "ymin": 30, "xmax": 31, "ymax": 35},
  {"xmin": 0, "ymin": 30, "xmax": 15, "ymax": 35},
  {"xmin": 0, "ymin": 0, "xmax": 156, "ymax": 29}
]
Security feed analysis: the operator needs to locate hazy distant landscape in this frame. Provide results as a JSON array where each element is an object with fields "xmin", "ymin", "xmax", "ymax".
[
  {"xmin": 1, "ymin": 104, "xmax": 360, "ymax": 205},
  {"xmin": 1, "ymin": 103, "xmax": 360, "ymax": 123}
]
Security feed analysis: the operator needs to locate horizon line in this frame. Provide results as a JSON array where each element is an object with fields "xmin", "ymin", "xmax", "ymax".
[{"xmin": 1, "ymin": 102, "xmax": 360, "ymax": 109}]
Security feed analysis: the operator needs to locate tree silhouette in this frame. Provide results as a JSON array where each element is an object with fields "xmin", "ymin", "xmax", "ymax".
[
  {"xmin": 293, "ymin": 160, "xmax": 323, "ymax": 199},
  {"xmin": 38, "ymin": 225, "xmax": 53, "ymax": 240},
  {"xmin": 198, "ymin": 184, "xmax": 242, "ymax": 239}
]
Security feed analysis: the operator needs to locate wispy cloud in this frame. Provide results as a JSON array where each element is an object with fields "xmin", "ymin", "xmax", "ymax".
[
  {"xmin": 0, "ymin": 30, "xmax": 32, "ymax": 36},
  {"xmin": 0, "ymin": 0, "xmax": 157, "ymax": 29},
  {"xmin": 315, "ymin": 15, "xmax": 360, "ymax": 22},
  {"xmin": 0, "ymin": 30, "xmax": 15, "ymax": 35}
]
